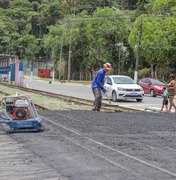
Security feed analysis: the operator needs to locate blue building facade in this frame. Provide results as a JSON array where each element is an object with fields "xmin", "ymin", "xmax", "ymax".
[{"xmin": 0, "ymin": 54, "xmax": 24, "ymax": 85}]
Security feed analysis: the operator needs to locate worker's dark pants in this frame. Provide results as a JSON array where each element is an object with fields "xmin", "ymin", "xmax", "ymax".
[{"xmin": 92, "ymin": 88, "xmax": 102, "ymax": 111}]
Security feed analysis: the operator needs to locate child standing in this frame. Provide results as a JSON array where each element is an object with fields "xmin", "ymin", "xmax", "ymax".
[{"xmin": 160, "ymin": 87, "xmax": 168, "ymax": 112}]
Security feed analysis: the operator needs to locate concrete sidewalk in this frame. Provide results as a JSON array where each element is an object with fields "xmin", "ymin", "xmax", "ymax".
[{"xmin": 0, "ymin": 128, "xmax": 66, "ymax": 180}]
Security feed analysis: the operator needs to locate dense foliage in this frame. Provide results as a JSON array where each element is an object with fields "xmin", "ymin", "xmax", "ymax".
[{"xmin": 0, "ymin": 0, "xmax": 176, "ymax": 81}]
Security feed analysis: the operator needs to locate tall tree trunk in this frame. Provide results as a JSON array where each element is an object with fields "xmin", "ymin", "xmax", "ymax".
[
  {"xmin": 154, "ymin": 63, "xmax": 159, "ymax": 78},
  {"xmin": 150, "ymin": 63, "xmax": 154, "ymax": 78}
]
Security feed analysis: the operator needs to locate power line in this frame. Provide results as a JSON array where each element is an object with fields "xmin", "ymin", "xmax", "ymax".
[
  {"xmin": 141, "ymin": 45, "xmax": 176, "ymax": 50},
  {"xmin": 62, "ymin": 14, "xmax": 176, "ymax": 22}
]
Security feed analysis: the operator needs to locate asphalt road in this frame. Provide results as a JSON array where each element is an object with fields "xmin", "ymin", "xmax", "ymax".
[
  {"xmin": 9, "ymin": 110, "xmax": 176, "ymax": 180},
  {"xmin": 23, "ymin": 77, "xmax": 166, "ymax": 112}
]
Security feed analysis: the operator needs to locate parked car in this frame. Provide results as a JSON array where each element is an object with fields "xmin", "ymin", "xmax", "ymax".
[
  {"xmin": 138, "ymin": 78, "xmax": 166, "ymax": 97},
  {"xmin": 104, "ymin": 75, "xmax": 144, "ymax": 102},
  {"xmin": 158, "ymin": 79, "xmax": 168, "ymax": 85}
]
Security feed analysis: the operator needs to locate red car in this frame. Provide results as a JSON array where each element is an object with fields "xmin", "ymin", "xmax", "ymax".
[{"xmin": 138, "ymin": 78, "xmax": 166, "ymax": 97}]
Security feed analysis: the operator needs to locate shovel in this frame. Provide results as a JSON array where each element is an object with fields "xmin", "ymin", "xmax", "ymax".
[{"xmin": 105, "ymin": 92, "xmax": 111, "ymax": 104}]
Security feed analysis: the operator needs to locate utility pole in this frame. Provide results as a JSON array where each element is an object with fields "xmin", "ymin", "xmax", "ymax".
[
  {"xmin": 134, "ymin": 16, "xmax": 142, "ymax": 84},
  {"xmin": 18, "ymin": 46, "xmax": 23, "ymax": 60},
  {"xmin": 30, "ymin": 48, "xmax": 35, "ymax": 81},
  {"xmin": 118, "ymin": 47, "xmax": 121, "ymax": 74},
  {"xmin": 67, "ymin": 5, "xmax": 76, "ymax": 82}
]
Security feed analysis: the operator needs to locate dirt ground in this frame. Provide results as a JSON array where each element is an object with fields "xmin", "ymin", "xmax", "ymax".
[{"xmin": 4, "ymin": 110, "xmax": 176, "ymax": 180}]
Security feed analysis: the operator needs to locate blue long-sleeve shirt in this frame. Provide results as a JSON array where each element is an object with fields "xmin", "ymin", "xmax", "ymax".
[{"xmin": 91, "ymin": 68, "xmax": 105, "ymax": 89}]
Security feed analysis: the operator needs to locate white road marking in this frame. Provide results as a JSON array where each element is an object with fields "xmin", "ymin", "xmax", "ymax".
[
  {"xmin": 43, "ymin": 122, "xmax": 141, "ymax": 177},
  {"xmin": 42, "ymin": 115, "xmax": 176, "ymax": 177}
]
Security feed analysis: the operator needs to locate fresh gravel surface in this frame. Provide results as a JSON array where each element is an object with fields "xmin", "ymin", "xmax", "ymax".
[{"xmin": 6, "ymin": 110, "xmax": 176, "ymax": 180}]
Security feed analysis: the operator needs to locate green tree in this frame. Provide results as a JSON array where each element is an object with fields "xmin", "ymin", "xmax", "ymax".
[
  {"xmin": 129, "ymin": 14, "xmax": 176, "ymax": 78},
  {"xmin": 0, "ymin": 0, "xmax": 10, "ymax": 8},
  {"xmin": 85, "ymin": 7, "xmax": 130, "ymax": 74},
  {"xmin": 146, "ymin": 0, "xmax": 176, "ymax": 13}
]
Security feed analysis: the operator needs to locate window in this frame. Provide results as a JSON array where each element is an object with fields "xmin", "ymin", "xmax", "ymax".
[
  {"xmin": 112, "ymin": 76, "xmax": 134, "ymax": 84},
  {"xmin": 145, "ymin": 79, "xmax": 151, "ymax": 84},
  {"xmin": 107, "ymin": 77, "xmax": 112, "ymax": 85}
]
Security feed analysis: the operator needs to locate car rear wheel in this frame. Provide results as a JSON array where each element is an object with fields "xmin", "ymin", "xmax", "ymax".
[
  {"xmin": 112, "ymin": 91, "xmax": 117, "ymax": 102},
  {"xmin": 136, "ymin": 99, "xmax": 142, "ymax": 102},
  {"xmin": 150, "ymin": 89, "xmax": 156, "ymax": 97}
]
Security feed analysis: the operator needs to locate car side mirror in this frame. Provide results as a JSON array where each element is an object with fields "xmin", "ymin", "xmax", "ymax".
[{"xmin": 107, "ymin": 82, "xmax": 112, "ymax": 85}]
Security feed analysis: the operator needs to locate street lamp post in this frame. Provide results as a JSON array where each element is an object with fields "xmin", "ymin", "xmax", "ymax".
[
  {"xmin": 111, "ymin": 7, "xmax": 142, "ymax": 83},
  {"xmin": 131, "ymin": 17, "xmax": 142, "ymax": 83},
  {"xmin": 128, "ymin": 17, "xmax": 142, "ymax": 83}
]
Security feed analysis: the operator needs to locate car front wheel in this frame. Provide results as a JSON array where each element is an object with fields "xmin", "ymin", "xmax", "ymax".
[
  {"xmin": 112, "ymin": 91, "xmax": 118, "ymax": 102},
  {"xmin": 136, "ymin": 99, "xmax": 142, "ymax": 102}
]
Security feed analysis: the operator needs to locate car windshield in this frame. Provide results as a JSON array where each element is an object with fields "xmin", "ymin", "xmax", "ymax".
[
  {"xmin": 112, "ymin": 76, "xmax": 134, "ymax": 84},
  {"xmin": 151, "ymin": 79, "xmax": 165, "ymax": 85}
]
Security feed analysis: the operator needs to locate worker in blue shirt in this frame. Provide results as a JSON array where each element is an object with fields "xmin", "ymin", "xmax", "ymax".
[{"xmin": 91, "ymin": 63, "xmax": 112, "ymax": 111}]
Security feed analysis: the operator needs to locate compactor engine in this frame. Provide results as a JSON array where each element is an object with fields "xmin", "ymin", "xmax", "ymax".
[
  {"xmin": 12, "ymin": 100, "xmax": 30, "ymax": 120},
  {"xmin": 0, "ymin": 95, "xmax": 42, "ymax": 132}
]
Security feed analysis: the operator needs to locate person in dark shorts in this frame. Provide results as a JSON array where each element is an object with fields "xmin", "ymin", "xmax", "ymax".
[
  {"xmin": 160, "ymin": 87, "xmax": 168, "ymax": 112},
  {"xmin": 91, "ymin": 63, "xmax": 112, "ymax": 111}
]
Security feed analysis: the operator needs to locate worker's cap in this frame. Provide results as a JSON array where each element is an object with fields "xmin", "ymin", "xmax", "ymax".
[{"xmin": 103, "ymin": 63, "xmax": 112, "ymax": 71}]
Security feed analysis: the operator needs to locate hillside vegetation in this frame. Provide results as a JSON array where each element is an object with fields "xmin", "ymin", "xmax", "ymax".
[{"xmin": 0, "ymin": 0, "xmax": 176, "ymax": 81}]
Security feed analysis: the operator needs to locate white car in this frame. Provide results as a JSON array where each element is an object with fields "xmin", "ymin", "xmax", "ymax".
[{"xmin": 104, "ymin": 75, "xmax": 144, "ymax": 102}]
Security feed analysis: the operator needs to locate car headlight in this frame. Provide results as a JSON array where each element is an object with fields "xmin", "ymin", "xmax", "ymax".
[{"xmin": 118, "ymin": 87, "xmax": 125, "ymax": 91}]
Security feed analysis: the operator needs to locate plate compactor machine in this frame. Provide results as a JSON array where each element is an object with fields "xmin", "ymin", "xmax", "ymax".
[{"xmin": 0, "ymin": 94, "xmax": 42, "ymax": 132}]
